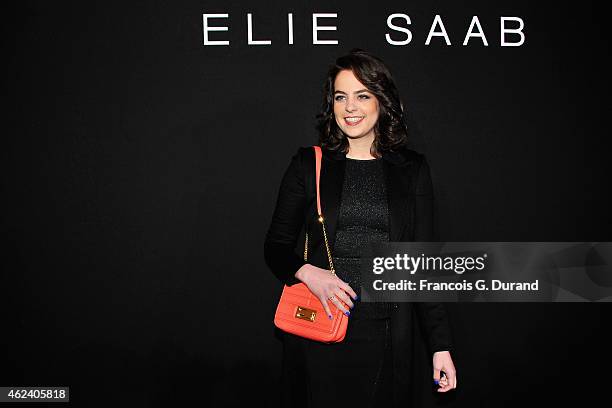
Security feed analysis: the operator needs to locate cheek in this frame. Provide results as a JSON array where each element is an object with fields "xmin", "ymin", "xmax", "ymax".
[
  {"xmin": 365, "ymin": 100, "xmax": 379, "ymax": 115},
  {"xmin": 333, "ymin": 102, "xmax": 342, "ymax": 115},
  {"xmin": 367, "ymin": 105, "xmax": 379, "ymax": 120}
]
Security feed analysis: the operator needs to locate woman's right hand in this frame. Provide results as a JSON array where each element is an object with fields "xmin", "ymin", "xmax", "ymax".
[{"xmin": 295, "ymin": 264, "xmax": 358, "ymax": 319}]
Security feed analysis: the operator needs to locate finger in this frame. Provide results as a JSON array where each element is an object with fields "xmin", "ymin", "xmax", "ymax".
[
  {"xmin": 450, "ymin": 371, "xmax": 457, "ymax": 389},
  {"xmin": 433, "ymin": 367, "xmax": 441, "ymax": 384},
  {"xmin": 332, "ymin": 297, "xmax": 351, "ymax": 316},
  {"xmin": 438, "ymin": 380, "xmax": 454, "ymax": 392},
  {"xmin": 437, "ymin": 384, "xmax": 453, "ymax": 393},
  {"xmin": 335, "ymin": 290, "xmax": 354, "ymax": 309},
  {"xmin": 330, "ymin": 296, "xmax": 350, "ymax": 316},
  {"xmin": 436, "ymin": 374, "xmax": 453, "ymax": 393},
  {"xmin": 445, "ymin": 370, "xmax": 456, "ymax": 389},
  {"xmin": 438, "ymin": 371, "xmax": 447, "ymax": 387},
  {"xmin": 319, "ymin": 296, "xmax": 333, "ymax": 320},
  {"xmin": 337, "ymin": 279, "xmax": 358, "ymax": 300}
]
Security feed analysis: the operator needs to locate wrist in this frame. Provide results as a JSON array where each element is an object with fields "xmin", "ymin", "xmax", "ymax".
[{"xmin": 295, "ymin": 264, "xmax": 310, "ymax": 283}]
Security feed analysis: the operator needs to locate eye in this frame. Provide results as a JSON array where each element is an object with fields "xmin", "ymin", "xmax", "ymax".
[
  {"xmin": 358, "ymin": 94, "xmax": 370, "ymax": 100},
  {"xmin": 334, "ymin": 95, "xmax": 345, "ymax": 101}
]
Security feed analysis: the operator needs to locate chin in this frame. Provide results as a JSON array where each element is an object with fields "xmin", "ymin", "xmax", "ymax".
[{"xmin": 343, "ymin": 129, "xmax": 371, "ymax": 139}]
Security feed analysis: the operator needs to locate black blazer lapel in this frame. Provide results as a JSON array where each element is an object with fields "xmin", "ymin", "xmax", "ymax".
[{"xmin": 319, "ymin": 151, "xmax": 345, "ymax": 252}]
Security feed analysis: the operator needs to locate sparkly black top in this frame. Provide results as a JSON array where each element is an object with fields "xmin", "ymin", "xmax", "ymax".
[{"xmin": 332, "ymin": 157, "xmax": 392, "ymax": 320}]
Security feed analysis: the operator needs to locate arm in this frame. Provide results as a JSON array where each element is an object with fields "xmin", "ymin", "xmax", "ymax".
[
  {"xmin": 263, "ymin": 148, "xmax": 308, "ymax": 286},
  {"xmin": 413, "ymin": 155, "xmax": 454, "ymax": 352},
  {"xmin": 412, "ymin": 155, "xmax": 457, "ymax": 390},
  {"xmin": 263, "ymin": 148, "xmax": 357, "ymax": 317}
]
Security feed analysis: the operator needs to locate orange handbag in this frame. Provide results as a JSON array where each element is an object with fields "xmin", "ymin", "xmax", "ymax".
[{"xmin": 273, "ymin": 145, "xmax": 349, "ymax": 343}]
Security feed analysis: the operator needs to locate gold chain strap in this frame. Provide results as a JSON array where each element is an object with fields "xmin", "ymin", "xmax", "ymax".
[{"xmin": 303, "ymin": 215, "xmax": 335, "ymax": 274}]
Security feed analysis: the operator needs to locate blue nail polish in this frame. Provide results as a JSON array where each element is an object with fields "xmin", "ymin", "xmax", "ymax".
[
  {"xmin": 328, "ymin": 314, "xmax": 332, "ymax": 320},
  {"xmin": 354, "ymin": 295, "xmax": 359, "ymax": 301},
  {"xmin": 434, "ymin": 379, "xmax": 439, "ymax": 385},
  {"xmin": 344, "ymin": 311, "xmax": 350, "ymax": 317}
]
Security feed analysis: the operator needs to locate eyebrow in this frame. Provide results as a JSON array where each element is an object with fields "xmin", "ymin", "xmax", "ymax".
[{"xmin": 333, "ymin": 89, "xmax": 370, "ymax": 94}]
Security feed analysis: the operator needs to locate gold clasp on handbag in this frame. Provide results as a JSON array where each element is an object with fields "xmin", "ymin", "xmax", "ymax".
[{"xmin": 295, "ymin": 306, "xmax": 316, "ymax": 322}]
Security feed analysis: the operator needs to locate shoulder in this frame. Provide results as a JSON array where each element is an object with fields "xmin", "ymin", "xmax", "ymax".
[
  {"xmin": 282, "ymin": 146, "xmax": 316, "ymax": 178},
  {"xmin": 294, "ymin": 145, "xmax": 318, "ymax": 167},
  {"xmin": 285, "ymin": 146, "xmax": 311, "ymax": 163},
  {"xmin": 398, "ymin": 145, "xmax": 426, "ymax": 162},
  {"xmin": 386, "ymin": 144, "xmax": 427, "ymax": 168},
  {"xmin": 295, "ymin": 145, "xmax": 313, "ymax": 157}
]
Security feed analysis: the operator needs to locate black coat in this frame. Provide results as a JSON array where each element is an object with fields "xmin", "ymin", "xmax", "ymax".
[{"xmin": 264, "ymin": 145, "xmax": 454, "ymax": 406}]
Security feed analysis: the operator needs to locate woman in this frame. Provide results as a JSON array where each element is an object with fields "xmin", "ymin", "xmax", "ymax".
[{"xmin": 264, "ymin": 49, "xmax": 457, "ymax": 407}]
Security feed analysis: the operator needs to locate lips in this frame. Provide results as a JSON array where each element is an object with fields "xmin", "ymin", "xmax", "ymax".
[{"xmin": 344, "ymin": 116, "xmax": 364, "ymax": 126}]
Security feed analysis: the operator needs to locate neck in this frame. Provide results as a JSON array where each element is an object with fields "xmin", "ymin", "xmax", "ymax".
[{"xmin": 346, "ymin": 132, "xmax": 376, "ymax": 159}]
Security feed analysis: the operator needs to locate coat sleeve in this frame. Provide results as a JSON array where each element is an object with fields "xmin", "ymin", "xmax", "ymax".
[
  {"xmin": 413, "ymin": 155, "xmax": 454, "ymax": 353},
  {"xmin": 263, "ymin": 147, "xmax": 308, "ymax": 286}
]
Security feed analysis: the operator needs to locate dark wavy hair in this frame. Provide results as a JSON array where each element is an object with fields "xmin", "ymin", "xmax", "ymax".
[{"xmin": 316, "ymin": 48, "xmax": 409, "ymax": 157}]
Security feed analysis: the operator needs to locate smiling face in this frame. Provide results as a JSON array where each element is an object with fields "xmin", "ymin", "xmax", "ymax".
[{"xmin": 333, "ymin": 69, "xmax": 380, "ymax": 142}]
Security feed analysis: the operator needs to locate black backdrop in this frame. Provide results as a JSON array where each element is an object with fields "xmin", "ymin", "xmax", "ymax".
[{"xmin": 2, "ymin": 1, "xmax": 610, "ymax": 407}]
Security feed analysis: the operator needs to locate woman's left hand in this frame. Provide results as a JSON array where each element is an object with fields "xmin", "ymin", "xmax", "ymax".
[{"xmin": 432, "ymin": 351, "xmax": 457, "ymax": 392}]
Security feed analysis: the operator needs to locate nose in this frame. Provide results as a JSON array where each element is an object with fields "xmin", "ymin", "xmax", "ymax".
[{"xmin": 345, "ymin": 95, "xmax": 358, "ymax": 112}]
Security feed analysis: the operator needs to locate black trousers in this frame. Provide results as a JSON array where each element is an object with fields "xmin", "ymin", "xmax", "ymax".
[{"xmin": 280, "ymin": 317, "xmax": 394, "ymax": 408}]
